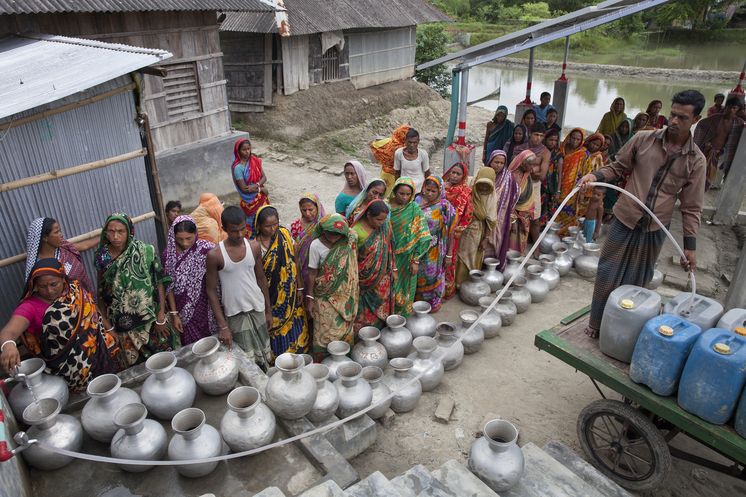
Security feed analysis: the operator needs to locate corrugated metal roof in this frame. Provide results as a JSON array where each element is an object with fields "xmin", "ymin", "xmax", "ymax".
[
  {"xmin": 0, "ymin": 0, "xmax": 280, "ymax": 14},
  {"xmin": 221, "ymin": 0, "xmax": 449, "ymax": 35},
  {"xmin": 0, "ymin": 33, "xmax": 172, "ymax": 119}
]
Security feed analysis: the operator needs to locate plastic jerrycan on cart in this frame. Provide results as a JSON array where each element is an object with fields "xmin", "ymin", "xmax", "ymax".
[
  {"xmin": 732, "ymin": 328, "xmax": 746, "ymax": 437},
  {"xmin": 678, "ymin": 328, "xmax": 746, "ymax": 425},
  {"xmin": 629, "ymin": 314, "xmax": 702, "ymax": 396},
  {"xmin": 717, "ymin": 308, "xmax": 746, "ymax": 332},
  {"xmin": 663, "ymin": 292, "xmax": 724, "ymax": 331},
  {"xmin": 599, "ymin": 285, "xmax": 661, "ymax": 363}
]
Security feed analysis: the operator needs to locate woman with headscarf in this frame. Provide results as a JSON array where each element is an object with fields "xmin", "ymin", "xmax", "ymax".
[
  {"xmin": 484, "ymin": 150, "xmax": 519, "ymax": 269},
  {"xmin": 518, "ymin": 109, "xmax": 537, "ymax": 138},
  {"xmin": 575, "ymin": 133, "xmax": 606, "ymax": 221},
  {"xmin": 596, "ymin": 97, "xmax": 627, "ymax": 137},
  {"xmin": 388, "ymin": 177, "xmax": 432, "ymax": 316},
  {"xmin": 483, "ymin": 105, "xmax": 515, "ymax": 165},
  {"xmin": 231, "ymin": 138, "xmax": 269, "ymax": 237},
  {"xmin": 190, "ymin": 193, "xmax": 226, "ymax": 244},
  {"xmin": 335, "ymin": 161, "xmax": 368, "ymax": 216},
  {"xmin": 162, "ymin": 215, "xmax": 216, "ymax": 346},
  {"xmin": 345, "ymin": 178, "xmax": 387, "ymax": 224},
  {"xmin": 305, "ymin": 214, "xmax": 359, "ymax": 360},
  {"xmin": 352, "ymin": 200, "xmax": 395, "ymax": 330},
  {"xmin": 541, "ymin": 129, "xmax": 563, "ymax": 225},
  {"xmin": 508, "ymin": 151, "xmax": 537, "ymax": 254},
  {"xmin": 645, "ymin": 100, "xmax": 667, "ymax": 129},
  {"xmin": 291, "ymin": 193, "xmax": 326, "ymax": 245},
  {"xmin": 0, "ymin": 259, "xmax": 121, "ymax": 391},
  {"xmin": 253, "ymin": 206, "xmax": 309, "ymax": 357},
  {"xmin": 95, "ymin": 213, "xmax": 180, "ymax": 366},
  {"xmin": 603, "ymin": 120, "xmax": 633, "ymax": 217},
  {"xmin": 24, "ymin": 217, "xmax": 93, "ymax": 293},
  {"xmin": 455, "ymin": 168, "xmax": 497, "ymax": 286},
  {"xmin": 443, "ymin": 162, "xmax": 473, "ymax": 298},
  {"xmin": 632, "ymin": 112, "xmax": 654, "ymax": 134},
  {"xmin": 502, "ymin": 125, "xmax": 526, "ymax": 164},
  {"xmin": 555, "ymin": 128, "xmax": 587, "ymax": 232},
  {"xmin": 414, "ymin": 176, "xmax": 457, "ymax": 312}
]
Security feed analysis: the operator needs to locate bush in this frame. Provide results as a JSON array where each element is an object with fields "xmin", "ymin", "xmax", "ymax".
[{"xmin": 415, "ymin": 24, "xmax": 452, "ymax": 98}]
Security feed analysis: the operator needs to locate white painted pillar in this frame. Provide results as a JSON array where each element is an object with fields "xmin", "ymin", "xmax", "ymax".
[{"xmin": 457, "ymin": 68, "xmax": 469, "ymax": 145}]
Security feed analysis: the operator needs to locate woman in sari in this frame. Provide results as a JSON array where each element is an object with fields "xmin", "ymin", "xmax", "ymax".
[
  {"xmin": 415, "ymin": 177, "xmax": 457, "ymax": 312},
  {"xmin": 518, "ymin": 109, "xmax": 537, "ymax": 138},
  {"xmin": 541, "ymin": 129, "xmax": 563, "ymax": 225},
  {"xmin": 345, "ymin": 179, "xmax": 387, "ymax": 224},
  {"xmin": 502, "ymin": 125, "xmax": 526, "ymax": 164},
  {"xmin": 455, "ymin": 168, "xmax": 497, "ymax": 286},
  {"xmin": 0, "ymin": 259, "xmax": 121, "ymax": 391},
  {"xmin": 254, "ymin": 206, "xmax": 309, "ymax": 357},
  {"xmin": 444, "ymin": 162, "xmax": 473, "ymax": 298},
  {"xmin": 231, "ymin": 138, "xmax": 269, "ymax": 237},
  {"xmin": 189, "ymin": 193, "xmax": 226, "ymax": 244},
  {"xmin": 597, "ymin": 97, "xmax": 627, "ymax": 137},
  {"xmin": 388, "ymin": 177, "xmax": 432, "ymax": 316},
  {"xmin": 305, "ymin": 214, "xmax": 359, "ymax": 360},
  {"xmin": 162, "ymin": 216, "xmax": 216, "ymax": 346},
  {"xmin": 25, "ymin": 218, "xmax": 94, "ymax": 293},
  {"xmin": 508, "ymin": 151, "xmax": 537, "ymax": 254},
  {"xmin": 290, "ymin": 193, "xmax": 326, "ymax": 245},
  {"xmin": 95, "ymin": 213, "xmax": 179, "ymax": 366},
  {"xmin": 485, "ymin": 150, "xmax": 519, "ymax": 268},
  {"xmin": 604, "ymin": 120, "xmax": 633, "ymax": 217},
  {"xmin": 483, "ymin": 105, "xmax": 514, "ymax": 164},
  {"xmin": 335, "ymin": 161, "xmax": 368, "ymax": 216},
  {"xmin": 632, "ymin": 112, "xmax": 654, "ymax": 133},
  {"xmin": 351, "ymin": 200, "xmax": 395, "ymax": 330},
  {"xmin": 645, "ymin": 100, "xmax": 667, "ymax": 129},
  {"xmin": 575, "ymin": 133, "xmax": 606, "ymax": 221},
  {"xmin": 555, "ymin": 128, "xmax": 587, "ymax": 232}
]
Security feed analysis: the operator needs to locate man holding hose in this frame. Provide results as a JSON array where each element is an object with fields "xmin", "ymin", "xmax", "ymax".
[{"xmin": 578, "ymin": 90, "xmax": 707, "ymax": 339}]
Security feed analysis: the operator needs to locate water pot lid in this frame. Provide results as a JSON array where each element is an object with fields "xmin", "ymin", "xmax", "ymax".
[
  {"xmin": 620, "ymin": 299, "xmax": 635, "ymax": 309},
  {"xmin": 735, "ymin": 327, "xmax": 746, "ymax": 336},
  {"xmin": 714, "ymin": 343, "xmax": 731, "ymax": 354},
  {"xmin": 658, "ymin": 325, "xmax": 674, "ymax": 337}
]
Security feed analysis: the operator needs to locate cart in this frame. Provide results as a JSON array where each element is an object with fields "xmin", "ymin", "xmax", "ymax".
[{"xmin": 534, "ymin": 306, "xmax": 746, "ymax": 492}]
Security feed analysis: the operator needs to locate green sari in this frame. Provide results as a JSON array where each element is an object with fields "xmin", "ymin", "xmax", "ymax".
[{"xmin": 388, "ymin": 178, "xmax": 432, "ymax": 316}]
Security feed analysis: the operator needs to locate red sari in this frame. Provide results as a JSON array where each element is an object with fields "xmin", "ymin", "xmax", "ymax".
[
  {"xmin": 443, "ymin": 163, "xmax": 472, "ymax": 299},
  {"xmin": 231, "ymin": 138, "xmax": 269, "ymax": 236}
]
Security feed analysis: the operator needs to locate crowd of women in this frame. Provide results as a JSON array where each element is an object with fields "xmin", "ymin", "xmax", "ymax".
[{"xmin": 0, "ymin": 93, "xmax": 728, "ymax": 393}]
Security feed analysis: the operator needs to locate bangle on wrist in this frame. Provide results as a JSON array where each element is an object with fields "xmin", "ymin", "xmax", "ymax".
[
  {"xmin": 105, "ymin": 326, "xmax": 115, "ymax": 333},
  {"xmin": 168, "ymin": 311, "xmax": 178, "ymax": 315},
  {"xmin": 306, "ymin": 295, "xmax": 315, "ymax": 300},
  {"xmin": 1, "ymin": 340, "xmax": 17, "ymax": 352},
  {"xmin": 297, "ymin": 287, "xmax": 304, "ymax": 291},
  {"xmin": 220, "ymin": 325, "xmax": 230, "ymax": 331},
  {"xmin": 155, "ymin": 319, "xmax": 167, "ymax": 326}
]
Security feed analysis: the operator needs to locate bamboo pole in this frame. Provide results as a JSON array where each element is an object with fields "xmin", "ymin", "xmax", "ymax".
[
  {"xmin": 0, "ymin": 148, "xmax": 147, "ymax": 193},
  {"xmin": 0, "ymin": 212, "xmax": 156, "ymax": 268}
]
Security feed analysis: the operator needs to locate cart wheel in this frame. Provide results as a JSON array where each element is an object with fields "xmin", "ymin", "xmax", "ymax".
[{"xmin": 577, "ymin": 399, "xmax": 671, "ymax": 492}]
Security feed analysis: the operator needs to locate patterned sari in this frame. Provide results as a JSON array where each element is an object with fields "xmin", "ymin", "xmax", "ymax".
[
  {"xmin": 311, "ymin": 214, "xmax": 359, "ymax": 360},
  {"xmin": 162, "ymin": 215, "xmax": 216, "ymax": 346},
  {"xmin": 345, "ymin": 179, "xmax": 387, "ymax": 224},
  {"xmin": 556, "ymin": 128, "xmax": 587, "ymax": 233},
  {"xmin": 21, "ymin": 260, "xmax": 121, "ymax": 392},
  {"xmin": 455, "ymin": 168, "xmax": 496, "ymax": 285},
  {"xmin": 576, "ymin": 133, "xmax": 606, "ymax": 218},
  {"xmin": 541, "ymin": 130, "xmax": 563, "ymax": 224},
  {"xmin": 95, "ymin": 213, "xmax": 180, "ymax": 366},
  {"xmin": 352, "ymin": 200, "xmax": 395, "ymax": 330},
  {"xmin": 388, "ymin": 178, "xmax": 432, "ymax": 316},
  {"xmin": 231, "ymin": 138, "xmax": 269, "ymax": 236},
  {"xmin": 444, "ymin": 163, "xmax": 473, "ymax": 298},
  {"xmin": 255, "ymin": 208, "xmax": 309, "ymax": 357},
  {"xmin": 293, "ymin": 193, "xmax": 326, "ymax": 305},
  {"xmin": 415, "ymin": 177, "xmax": 457, "ymax": 312},
  {"xmin": 490, "ymin": 152, "xmax": 520, "ymax": 269},
  {"xmin": 508, "ymin": 151, "xmax": 536, "ymax": 254}
]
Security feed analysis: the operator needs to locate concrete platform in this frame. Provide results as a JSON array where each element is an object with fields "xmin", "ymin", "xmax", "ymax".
[
  {"xmin": 542, "ymin": 440, "xmax": 631, "ymax": 497},
  {"xmin": 431, "ymin": 459, "xmax": 500, "ymax": 497}
]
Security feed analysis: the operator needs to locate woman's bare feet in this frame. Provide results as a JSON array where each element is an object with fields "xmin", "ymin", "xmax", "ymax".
[{"xmin": 584, "ymin": 326, "xmax": 599, "ymax": 339}]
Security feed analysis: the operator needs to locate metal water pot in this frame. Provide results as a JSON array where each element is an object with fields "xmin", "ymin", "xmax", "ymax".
[
  {"xmin": 459, "ymin": 270, "xmax": 491, "ymax": 306},
  {"xmin": 383, "ymin": 358, "xmax": 422, "ymax": 413},
  {"xmin": 81, "ymin": 374, "xmax": 140, "ymax": 443},
  {"xmin": 552, "ymin": 242, "xmax": 573, "ymax": 276},
  {"xmin": 334, "ymin": 362, "xmax": 372, "ymax": 418},
  {"xmin": 538, "ymin": 255, "xmax": 561, "ymax": 290},
  {"xmin": 494, "ymin": 292, "xmax": 517, "ymax": 326},
  {"xmin": 18, "ymin": 398, "xmax": 82, "ymax": 470},
  {"xmin": 192, "ymin": 336, "xmax": 239, "ymax": 395},
  {"xmin": 380, "ymin": 315, "xmax": 413, "ymax": 358},
  {"xmin": 575, "ymin": 243, "xmax": 601, "ymax": 279},
  {"xmin": 110, "ymin": 402, "xmax": 167, "ymax": 472},
  {"xmin": 539, "ymin": 222, "xmax": 562, "ymax": 254},
  {"xmin": 482, "ymin": 258, "xmax": 504, "ymax": 292},
  {"xmin": 509, "ymin": 277, "xmax": 532, "ymax": 314},
  {"xmin": 141, "ymin": 351, "xmax": 197, "ymax": 420},
  {"xmin": 168, "ymin": 408, "xmax": 222, "ymax": 478},
  {"xmin": 9, "ymin": 357, "xmax": 69, "ymax": 422},
  {"xmin": 456, "ymin": 310, "xmax": 485, "ymax": 355},
  {"xmin": 406, "ymin": 301, "xmax": 438, "ymax": 338},
  {"xmin": 407, "ymin": 336, "xmax": 445, "ymax": 392},
  {"xmin": 468, "ymin": 419, "xmax": 525, "ymax": 492},
  {"xmin": 220, "ymin": 386, "xmax": 276, "ymax": 451},
  {"xmin": 352, "ymin": 326, "xmax": 388, "ymax": 369},
  {"xmin": 477, "ymin": 296, "xmax": 502, "ymax": 338},
  {"xmin": 525, "ymin": 265, "xmax": 549, "ymax": 304},
  {"xmin": 502, "ymin": 251, "xmax": 525, "ymax": 281},
  {"xmin": 266, "ymin": 353, "xmax": 317, "ymax": 420},
  {"xmin": 321, "ymin": 341, "xmax": 354, "ymax": 382},
  {"xmin": 434, "ymin": 322, "xmax": 464, "ymax": 371},
  {"xmin": 361, "ymin": 366, "xmax": 391, "ymax": 419},
  {"xmin": 562, "ymin": 236, "xmax": 582, "ymax": 261},
  {"xmin": 305, "ymin": 364, "xmax": 339, "ymax": 424}
]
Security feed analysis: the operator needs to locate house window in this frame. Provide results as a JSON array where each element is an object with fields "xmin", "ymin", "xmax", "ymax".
[
  {"xmin": 321, "ymin": 47, "xmax": 340, "ymax": 82},
  {"xmin": 163, "ymin": 62, "xmax": 202, "ymax": 118}
]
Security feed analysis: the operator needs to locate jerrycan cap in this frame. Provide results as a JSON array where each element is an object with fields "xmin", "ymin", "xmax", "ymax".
[
  {"xmin": 620, "ymin": 299, "xmax": 635, "ymax": 310},
  {"xmin": 714, "ymin": 343, "xmax": 732, "ymax": 355},
  {"xmin": 735, "ymin": 327, "xmax": 746, "ymax": 337},
  {"xmin": 658, "ymin": 325, "xmax": 674, "ymax": 337}
]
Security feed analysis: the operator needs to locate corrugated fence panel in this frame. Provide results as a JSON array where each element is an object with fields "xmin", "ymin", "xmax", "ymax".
[
  {"xmin": 0, "ymin": 75, "xmax": 159, "ymax": 323},
  {"xmin": 348, "ymin": 27, "xmax": 415, "ymax": 88}
]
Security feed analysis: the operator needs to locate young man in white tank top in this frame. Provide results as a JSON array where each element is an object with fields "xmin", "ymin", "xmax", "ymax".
[{"xmin": 206, "ymin": 205, "xmax": 273, "ymax": 369}]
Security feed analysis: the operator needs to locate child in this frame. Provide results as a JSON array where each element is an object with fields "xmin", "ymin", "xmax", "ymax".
[{"xmin": 583, "ymin": 187, "xmax": 605, "ymax": 242}]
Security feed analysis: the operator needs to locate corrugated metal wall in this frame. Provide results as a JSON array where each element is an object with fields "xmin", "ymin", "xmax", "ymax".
[
  {"xmin": 0, "ymin": 75, "xmax": 158, "ymax": 323},
  {"xmin": 281, "ymin": 34, "xmax": 310, "ymax": 95},
  {"xmin": 348, "ymin": 27, "xmax": 416, "ymax": 89}
]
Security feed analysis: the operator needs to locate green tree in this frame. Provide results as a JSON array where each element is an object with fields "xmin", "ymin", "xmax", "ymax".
[{"xmin": 415, "ymin": 24, "xmax": 451, "ymax": 98}]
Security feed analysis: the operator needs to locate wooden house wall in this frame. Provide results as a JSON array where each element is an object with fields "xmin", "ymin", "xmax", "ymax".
[
  {"xmin": 308, "ymin": 34, "xmax": 350, "ymax": 85},
  {"xmin": 0, "ymin": 11, "xmax": 231, "ymax": 153},
  {"xmin": 220, "ymin": 31, "xmax": 272, "ymax": 113}
]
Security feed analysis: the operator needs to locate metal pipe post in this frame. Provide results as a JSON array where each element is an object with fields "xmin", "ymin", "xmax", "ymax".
[
  {"xmin": 446, "ymin": 69, "xmax": 460, "ymax": 146},
  {"xmin": 553, "ymin": 36, "xmax": 570, "ymax": 128},
  {"xmin": 559, "ymin": 36, "xmax": 570, "ymax": 81},
  {"xmin": 457, "ymin": 67, "xmax": 469, "ymax": 145},
  {"xmin": 522, "ymin": 47, "xmax": 535, "ymax": 104},
  {"xmin": 731, "ymin": 58, "xmax": 746, "ymax": 95}
]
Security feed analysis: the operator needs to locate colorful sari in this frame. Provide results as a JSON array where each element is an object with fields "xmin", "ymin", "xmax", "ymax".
[
  {"xmin": 231, "ymin": 138, "xmax": 269, "ymax": 236},
  {"xmin": 576, "ymin": 133, "xmax": 605, "ymax": 219},
  {"xmin": 21, "ymin": 259, "xmax": 121, "ymax": 392},
  {"xmin": 95, "ymin": 213, "xmax": 180, "ymax": 366},
  {"xmin": 508, "ymin": 151, "xmax": 536, "ymax": 254},
  {"xmin": 596, "ymin": 97, "xmax": 627, "ymax": 137},
  {"xmin": 370, "ymin": 125, "xmax": 410, "ymax": 192},
  {"xmin": 483, "ymin": 106, "xmax": 515, "ymax": 164},
  {"xmin": 24, "ymin": 218, "xmax": 93, "ymax": 293},
  {"xmin": 311, "ymin": 214, "xmax": 359, "ymax": 360},
  {"xmin": 455, "ymin": 168, "xmax": 497, "ymax": 285},
  {"xmin": 489, "ymin": 151, "xmax": 519, "ymax": 268},
  {"xmin": 352, "ymin": 200, "xmax": 395, "ymax": 329},
  {"xmin": 415, "ymin": 177, "xmax": 457, "ymax": 312},
  {"xmin": 540, "ymin": 130, "xmax": 563, "ymax": 224},
  {"xmin": 162, "ymin": 215, "xmax": 216, "ymax": 346},
  {"xmin": 335, "ymin": 160, "xmax": 368, "ymax": 215},
  {"xmin": 444, "ymin": 163, "xmax": 473, "ymax": 298},
  {"xmin": 388, "ymin": 178, "xmax": 432, "ymax": 316},
  {"xmin": 345, "ymin": 179, "xmax": 387, "ymax": 224},
  {"xmin": 293, "ymin": 193, "xmax": 326, "ymax": 302},
  {"xmin": 190, "ymin": 193, "xmax": 226, "ymax": 244},
  {"xmin": 555, "ymin": 128, "xmax": 587, "ymax": 232},
  {"xmin": 255, "ymin": 207, "xmax": 309, "ymax": 357}
]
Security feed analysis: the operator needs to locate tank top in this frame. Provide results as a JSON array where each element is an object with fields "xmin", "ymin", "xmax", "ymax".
[{"xmin": 218, "ymin": 239, "xmax": 265, "ymax": 317}]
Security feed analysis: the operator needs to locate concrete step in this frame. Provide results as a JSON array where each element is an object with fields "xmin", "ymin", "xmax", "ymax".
[
  {"xmin": 298, "ymin": 480, "xmax": 346, "ymax": 497},
  {"xmin": 502, "ymin": 443, "xmax": 608, "ymax": 497},
  {"xmin": 345, "ymin": 470, "xmax": 404, "ymax": 497},
  {"xmin": 253, "ymin": 488, "xmax": 286, "ymax": 497},
  {"xmin": 542, "ymin": 441, "xmax": 632, "ymax": 497},
  {"xmin": 431, "ymin": 459, "xmax": 500, "ymax": 497},
  {"xmin": 390, "ymin": 464, "xmax": 457, "ymax": 497}
]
